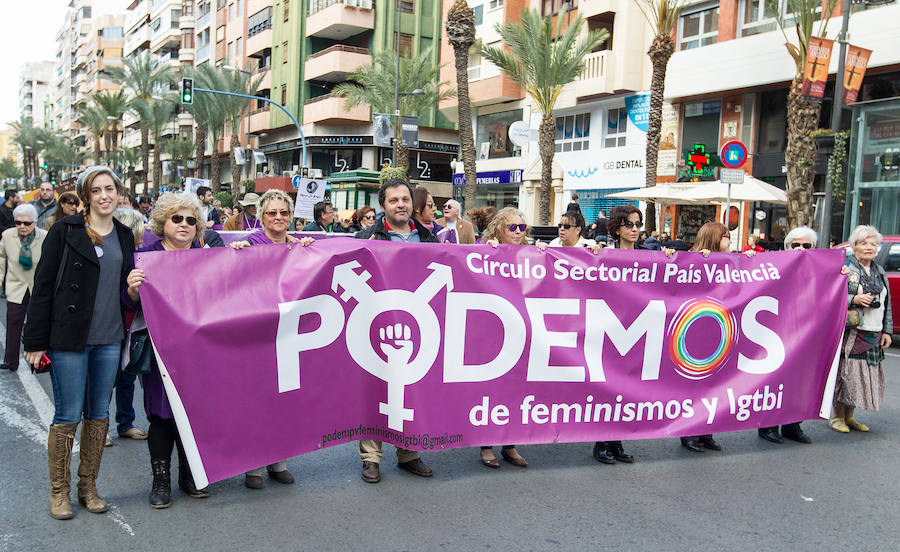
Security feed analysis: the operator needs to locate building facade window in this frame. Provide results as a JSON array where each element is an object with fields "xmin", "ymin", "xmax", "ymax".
[
  {"xmin": 282, "ymin": 41, "xmax": 288, "ymax": 63},
  {"xmin": 472, "ymin": 4, "xmax": 483, "ymax": 25},
  {"xmin": 489, "ymin": 0, "xmax": 504, "ymax": 9},
  {"xmin": 476, "ymin": 109, "xmax": 523, "ymax": 159},
  {"xmin": 555, "ymin": 112, "xmax": 591, "ymax": 152},
  {"xmin": 467, "ymin": 48, "xmax": 481, "ymax": 81},
  {"xmin": 235, "ymin": 37, "xmax": 242, "ymax": 59},
  {"xmin": 541, "ymin": 0, "xmax": 576, "ymax": 17},
  {"xmin": 102, "ymin": 27, "xmax": 124, "ymax": 39},
  {"xmin": 678, "ymin": 4, "xmax": 718, "ymax": 50},
  {"xmin": 740, "ymin": 0, "xmax": 819, "ymax": 37},
  {"xmin": 395, "ymin": 33, "xmax": 414, "ymax": 58},
  {"xmin": 605, "ymin": 108, "xmax": 627, "ymax": 148},
  {"xmin": 248, "ymin": 7, "xmax": 272, "ymax": 36},
  {"xmin": 284, "ymin": 0, "xmax": 290, "ymax": 21},
  {"xmin": 280, "ymin": 84, "xmax": 287, "ymax": 105}
]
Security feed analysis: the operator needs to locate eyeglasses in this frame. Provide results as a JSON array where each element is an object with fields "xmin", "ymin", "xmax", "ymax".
[
  {"xmin": 558, "ymin": 223, "xmax": 577, "ymax": 230},
  {"xmin": 622, "ymin": 221, "xmax": 643, "ymax": 229},
  {"xmin": 363, "ymin": 214, "xmax": 375, "ymax": 220},
  {"xmin": 15, "ymin": 221, "xmax": 34, "ymax": 226},
  {"xmin": 791, "ymin": 242, "xmax": 812, "ymax": 249},
  {"xmin": 425, "ymin": 202, "xmax": 435, "ymax": 209},
  {"xmin": 264, "ymin": 210, "xmax": 291, "ymax": 218},
  {"xmin": 170, "ymin": 214, "xmax": 197, "ymax": 226},
  {"xmin": 507, "ymin": 224, "xmax": 527, "ymax": 232}
]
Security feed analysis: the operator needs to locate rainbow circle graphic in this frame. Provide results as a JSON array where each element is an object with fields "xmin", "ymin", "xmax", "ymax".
[{"xmin": 667, "ymin": 298, "xmax": 737, "ymax": 380}]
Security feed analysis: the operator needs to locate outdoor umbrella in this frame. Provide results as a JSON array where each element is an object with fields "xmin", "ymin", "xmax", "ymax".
[
  {"xmin": 675, "ymin": 176, "xmax": 787, "ymax": 204},
  {"xmin": 605, "ymin": 185, "xmax": 697, "ymax": 204}
]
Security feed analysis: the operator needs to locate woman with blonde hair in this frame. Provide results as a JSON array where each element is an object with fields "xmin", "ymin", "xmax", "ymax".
[{"xmin": 24, "ymin": 166, "xmax": 136, "ymax": 520}]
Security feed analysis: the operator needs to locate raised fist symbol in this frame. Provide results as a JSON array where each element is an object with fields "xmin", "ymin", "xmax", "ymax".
[{"xmin": 379, "ymin": 323, "xmax": 413, "ymax": 366}]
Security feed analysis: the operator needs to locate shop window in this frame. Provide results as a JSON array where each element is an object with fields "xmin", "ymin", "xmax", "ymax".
[
  {"xmin": 476, "ymin": 109, "xmax": 523, "ymax": 159},
  {"xmin": 574, "ymin": 188, "xmax": 638, "ymax": 225},
  {"xmin": 757, "ymin": 90, "xmax": 786, "ymax": 154},
  {"xmin": 555, "ymin": 113, "xmax": 591, "ymax": 152},
  {"xmin": 604, "ymin": 108, "xmax": 627, "ymax": 148},
  {"xmin": 679, "ymin": 4, "xmax": 718, "ymax": 50}
]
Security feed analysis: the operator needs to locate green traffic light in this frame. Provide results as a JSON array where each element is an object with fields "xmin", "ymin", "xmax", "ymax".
[{"xmin": 184, "ymin": 93, "xmax": 191, "ymax": 101}]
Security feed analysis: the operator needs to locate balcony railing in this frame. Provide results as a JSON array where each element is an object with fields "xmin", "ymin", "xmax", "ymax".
[
  {"xmin": 579, "ymin": 51, "xmax": 607, "ymax": 81},
  {"xmin": 196, "ymin": 11, "xmax": 211, "ymax": 29},
  {"xmin": 196, "ymin": 44, "xmax": 210, "ymax": 60},
  {"xmin": 309, "ymin": 0, "xmax": 373, "ymax": 16},
  {"xmin": 306, "ymin": 93, "xmax": 337, "ymax": 105},
  {"xmin": 307, "ymin": 44, "xmax": 370, "ymax": 59}
]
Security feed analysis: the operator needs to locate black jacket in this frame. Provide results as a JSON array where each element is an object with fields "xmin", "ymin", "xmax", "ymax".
[
  {"xmin": 23, "ymin": 213, "xmax": 136, "ymax": 352},
  {"xmin": 354, "ymin": 218, "xmax": 438, "ymax": 243},
  {"xmin": 0, "ymin": 204, "xmax": 14, "ymax": 234}
]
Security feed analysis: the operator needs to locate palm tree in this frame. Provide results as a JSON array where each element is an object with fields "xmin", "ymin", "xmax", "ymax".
[
  {"xmin": 77, "ymin": 105, "xmax": 107, "ymax": 164},
  {"xmin": 479, "ymin": 10, "xmax": 607, "ymax": 225},
  {"xmin": 104, "ymin": 51, "xmax": 176, "ymax": 190},
  {"xmin": 10, "ymin": 116, "xmax": 42, "ymax": 182},
  {"xmin": 220, "ymin": 66, "xmax": 264, "ymax": 190},
  {"xmin": 164, "ymin": 137, "xmax": 195, "ymax": 185},
  {"xmin": 333, "ymin": 48, "xmax": 455, "ymax": 173},
  {"xmin": 42, "ymin": 131, "xmax": 86, "ymax": 170},
  {"xmin": 775, "ymin": 0, "xmax": 840, "ymax": 228},
  {"xmin": 94, "ymin": 90, "xmax": 128, "ymax": 156},
  {"xmin": 133, "ymin": 96, "xmax": 177, "ymax": 193},
  {"xmin": 633, "ymin": 0, "xmax": 680, "ymax": 232},
  {"xmin": 446, "ymin": 0, "xmax": 478, "ymax": 212},
  {"xmin": 119, "ymin": 146, "xmax": 141, "ymax": 192},
  {"xmin": 181, "ymin": 64, "xmax": 227, "ymax": 189}
]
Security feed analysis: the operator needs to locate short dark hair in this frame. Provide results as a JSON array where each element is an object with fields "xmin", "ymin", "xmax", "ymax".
[
  {"xmin": 4, "ymin": 190, "xmax": 18, "ymax": 201},
  {"xmin": 313, "ymin": 201, "xmax": 332, "ymax": 222},
  {"xmin": 378, "ymin": 178, "xmax": 413, "ymax": 208},
  {"xmin": 571, "ymin": 193, "xmax": 579, "ymax": 201},
  {"xmin": 139, "ymin": 195, "xmax": 151, "ymax": 205},
  {"xmin": 561, "ymin": 210, "xmax": 585, "ymax": 236},
  {"xmin": 196, "ymin": 186, "xmax": 211, "ymax": 198},
  {"xmin": 608, "ymin": 205, "xmax": 642, "ymax": 238}
]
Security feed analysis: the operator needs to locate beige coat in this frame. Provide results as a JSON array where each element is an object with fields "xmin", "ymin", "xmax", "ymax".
[
  {"xmin": 0, "ymin": 226, "xmax": 48, "ymax": 304},
  {"xmin": 435, "ymin": 217, "xmax": 476, "ymax": 245}
]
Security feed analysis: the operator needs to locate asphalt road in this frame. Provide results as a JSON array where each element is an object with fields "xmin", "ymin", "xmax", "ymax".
[{"xmin": 1, "ymin": 297, "xmax": 898, "ymax": 551}]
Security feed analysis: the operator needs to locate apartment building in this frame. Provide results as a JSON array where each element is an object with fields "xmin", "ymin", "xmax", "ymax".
[
  {"xmin": 19, "ymin": 62, "xmax": 56, "ymax": 128},
  {"xmin": 661, "ymin": 0, "xmax": 900, "ymax": 242},
  {"xmin": 439, "ymin": 0, "xmax": 654, "ymax": 225}
]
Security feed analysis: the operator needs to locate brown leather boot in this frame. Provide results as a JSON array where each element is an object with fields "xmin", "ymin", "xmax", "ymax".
[
  {"xmin": 76, "ymin": 418, "xmax": 109, "ymax": 513},
  {"xmin": 48, "ymin": 422, "xmax": 78, "ymax": 520}
]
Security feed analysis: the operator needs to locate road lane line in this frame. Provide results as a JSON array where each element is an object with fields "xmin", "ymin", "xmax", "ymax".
[
  {"xmin": 106, "ymin": 504, "xmax": 136, "ymax": 537},
  {"xmin": 15, "ymin": 358, "xmax": 56, "ymax": 429},
  {"xmin": 885, "ymin": 352, "xmax": 899, "ymax": 358}
]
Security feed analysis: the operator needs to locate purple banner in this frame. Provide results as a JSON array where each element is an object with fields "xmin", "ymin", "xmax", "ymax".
[{"xmin": 136, "ymin": 242, "xmax": 846, "ymax": 487}]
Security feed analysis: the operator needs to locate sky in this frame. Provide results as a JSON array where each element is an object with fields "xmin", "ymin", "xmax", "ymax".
[{"xmin": 0, "ymin": 0, "xmax": 70, "ymax": 129}]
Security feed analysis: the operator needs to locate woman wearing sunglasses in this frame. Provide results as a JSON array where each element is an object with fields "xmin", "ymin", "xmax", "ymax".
[
  {"xmin": 477, "ymin": 206, "xmax": 546, "ymax": 469},
  {"xmin": 124, "ymin": 192, "xmax": 211, "ymax": 508},
  {"xmin": 24, "ymin": 166, "xmax": 136, "ymax": 520},
  {"xmin": 355, "ymin": 206, "xmax": 377, "ymax": 230},
  {"xmin": 44, "ymin": 192, "xmax": 80, "ymax": 230}
]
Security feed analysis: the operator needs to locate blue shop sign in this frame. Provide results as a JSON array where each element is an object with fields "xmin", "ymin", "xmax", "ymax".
[{"xmin": 452, "ymin": 169, "xmax": 523, "ymax": 186}]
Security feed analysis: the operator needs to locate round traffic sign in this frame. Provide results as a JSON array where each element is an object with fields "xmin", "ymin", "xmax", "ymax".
[{"xmin": 719, "ymin": 141, "xmax": 748, "ymax": 169}]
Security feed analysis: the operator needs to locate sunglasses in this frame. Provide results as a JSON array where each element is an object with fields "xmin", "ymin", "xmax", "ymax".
[
  {"xmin": 622, "ymin": 221, "xmax": 643, "ymax": 229},
  {"xmin": 722, "ymin": 233, "xmax": 731, "ymax": 239},
  {"xmin": 61, "ymin": 200, "xmax": 78, "ymax": 206},
  {"xmin": 15, "ymin": 220, "xmax": 34, "ymax": 226},
  {"xmin": 507, "ymin": 224, "xmax": 527, "ymax": 232},
  {"xmin": 363, "ymin": 214, "xmax": 375, "ymax": 220},
  {"xmin": 170, "ymin": 214, "xmax": 198, "ymax": 226},
  {"xmin": 558, "ymin": 223, "xmax": 577, "ymax": 230},
  {"xmin": 425, "ymin": 202, "xmax": 435, "ymax": 209},
  {"xmin": 791, "ymin": 242, "xmax": 812, "ymax": 249},
  {"xmin": 264, "ymin": 210, "xmax": 291, "ymax": 218},
  {"xmin": 443, "ymin": 205, "xmax": 455, "ymax": 211}
]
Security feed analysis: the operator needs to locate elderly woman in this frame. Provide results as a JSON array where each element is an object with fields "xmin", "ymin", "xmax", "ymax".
[
  {"xmin": 742, "ymin": 234, "xmax": 764, "ymax": 254},
  {"xmin": 356, "ymin": 206, "xmax": 376, "ymax": 230},
  {"xmin": 830, "ymin": 225, "xmax": 893, "ymax": 434},
  {"xmin": 0, "ymin": 204, "xmax": 47, "ymax": 372},
  {"xmin": 44, "ymin": 192, "xmax": 79, "ymax": 230},
  {"xmin": 478, "ymin": 207, "xmax": 546, "ymax": 469},
  {"xmin": 412, "ymin": 188, "xmax": 442, "ymax": 236},
  {"xmin": 230, "ymin": 190, "xmax": 314, "ymax": 489},
  {"xmin": 435, "ymin": 199, "xmax": 476, "ymax": 245},
  {"xmin": 125, "ymin": 192, "xmax": 209, "ymax": 508},
  {"xmin": 24, "ymin": 166, "xmax": 136, "ymax": 520},
  {"xmin": 548, "ymin": 210, "xmax": 601, "ymax": 250}
]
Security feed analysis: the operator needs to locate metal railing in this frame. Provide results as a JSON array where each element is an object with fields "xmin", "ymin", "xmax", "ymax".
[
  {"xmin": 309, "ymin": 0, "xmax": 374, "ymax": 16},
  {"xmin": 307, "ymin": 44, "xmax": 370, "ymax": 59}
]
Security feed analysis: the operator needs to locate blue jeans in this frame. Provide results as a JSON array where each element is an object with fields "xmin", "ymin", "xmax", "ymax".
[
  {"xmin": 49, "ymin": 344, "xmax": 121, "ymax": 425},
  {"xmin": 114, "ymin": 369, "xmax": 138, "ymax": 434}
]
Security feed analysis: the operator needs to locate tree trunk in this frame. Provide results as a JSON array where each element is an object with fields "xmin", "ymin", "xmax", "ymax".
[
  {"xmin": 452, "ymin": 45, "xmax": 477, "ymax": 213},
  {"xmin": 153, "ymin": 139, "xmax": 162, "ymax": 195},
  {"xmin": 645, "ymin": 34, "xmax": 674, "ymax": 233},
  {"xmin": 397, "ymin": 143, "xmax": 410, "ymax": 176},
  {"xmin": 94, "ymin": 135, "xmax": 102, "ymax": 165},
  {"xmin": 210, "ymin": 149, "xmax": 222, "ymax": 193},
  {"xmin": 141, "ymin": 124, "xmax": 150, "ymax": 191},
  {"xmin": 230, "ymin": 133, "xmax": 242, "ymax": 192},
  {"xmin": 194, "ymin": 127, "xmax": 206, "ymax": 178},
  {"xmin": 538, "ymin": 114, "xmax": 555, "ymax": 226},
  {"xmin": 785, "ymin": 74, "xmax": 820, "ymax": 228}
]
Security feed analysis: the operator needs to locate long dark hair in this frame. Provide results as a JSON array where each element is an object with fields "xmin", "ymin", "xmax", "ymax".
[{"xmin": 49, "ymin": 192, "xmax": 79, "ymax": 225}]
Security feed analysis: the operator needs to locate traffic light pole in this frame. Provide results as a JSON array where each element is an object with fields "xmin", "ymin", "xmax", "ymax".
[{"xmin": 192, "ymin": 87, "xmax": 307, "ymax": 167}]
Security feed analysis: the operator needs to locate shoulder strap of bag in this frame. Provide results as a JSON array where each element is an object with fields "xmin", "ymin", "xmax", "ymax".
[{"xmin": 53, "ymin": 225, "xmax": 71, "ymax": 296}]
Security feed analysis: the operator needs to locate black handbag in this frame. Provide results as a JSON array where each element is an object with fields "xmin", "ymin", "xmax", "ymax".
[{"xmin": 124, "ymin": 329, "xmax": 153, "ymax": 376}]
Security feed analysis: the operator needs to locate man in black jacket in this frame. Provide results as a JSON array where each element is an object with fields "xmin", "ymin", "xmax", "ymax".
[
  {"xmin": 355, "ymin": 179, "xmax": 436, "ymax": 484},
  {"xmin": 0, "ymin": 189, "xmax": 20, "ymax": 234},
  {"xmin": 665, "ymin": 232, "xmax": 690, "ymax": 251}
]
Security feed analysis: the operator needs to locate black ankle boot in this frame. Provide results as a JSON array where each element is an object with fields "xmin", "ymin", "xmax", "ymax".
[
  {"xmin": 607, "ymin": 441, "xmax": 635, "ymax": 463},
  {"xmin": 592, "ymin": 442, "xmax": 616, "ymax": 464},
  {"xmin": 149, "ymin": 458, "xmax": 171, "ymax": 509},
  {"xmin": 177, "ymin": 444, "xmax": 209, "ymax": 498}
]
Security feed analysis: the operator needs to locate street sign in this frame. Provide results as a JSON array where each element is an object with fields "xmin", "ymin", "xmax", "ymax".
[
  {"xmin": 720, "ymin": 168, "xmax": 744, "ymax": 185},
  {"xmin": 291, "ymin": 175, "xmax": 303, "ymax": 189},
  {"xmin": 719, "ymin": 141, "xmax": 748, "ymax": 168}
]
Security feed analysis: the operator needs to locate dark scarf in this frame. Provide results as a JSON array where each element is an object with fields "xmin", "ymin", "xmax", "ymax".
[
  {"xmin": 857, "ymin": 261, "xmax": 884, "ymax": 298},
  {"xmin": 18, "ymin": 231, "xmax": 35, "ymax": 270}
]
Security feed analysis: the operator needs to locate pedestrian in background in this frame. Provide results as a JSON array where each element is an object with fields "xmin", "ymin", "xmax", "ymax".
[
  {"xmin": 44, "ymin": 192, "xmax": 79, "ymax": 230},
  {"xmin": 467, "ymin": 206, "xmax": 497, "ymax": 239},
  {"xmin": 196, "ymin": 186, "xmax": 220, "ymax": 227},
  {"xmin": 302, "ymin": 200, "xmax": 334, "ymax": 232},
  {"xmin": 547, "ymin": 210, "xmax": 600, "ymax": 250},
  {"xmin": 567, "ymin": 193, "xmax": 582, "ymax": 214},
  {"xmin": 125, "ymin": 192, "xmax": 210, "ymax": 508},
  {"xmin": 830, "ymin": 225, "xmax": 892, "ymax": 434},
  {"xmin": 588, "ymin": 210, "xmax": 608, "ymax": 242},
  {"xmin": 30, "ymin": 182, "xmax": 58, "ymax": 228},
  {"xmin": 742, "ymin": 234, "xmax": 764, "ymax": 254},
  {"xmin": 23, "ymin": 166, "xmax": 136, "ymax": 520},
  {"xmin": 355, "ymin": 206, "xmax": 376, "ymax": 230},
  {"xmin": 435, "ymin": 199, "xmax": 475, "ymax": 244},
  {"xmin": 223, "ymin": 192, "xmax": 261, "ymax": 231},
  {"xmin": 0, "ymin": 189, "xmax": 21, "ymax": 234},
  {"xmin": 0, "ymin": 203, "xmax": 47, "ymax": 372},
  {"xmin": 412, "ymin": 188, "xmax": 442, "ymax": 237}
]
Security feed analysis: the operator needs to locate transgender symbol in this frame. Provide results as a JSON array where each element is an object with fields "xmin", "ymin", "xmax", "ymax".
[{"xmin": 331, "ymin": 260, "xmax": 453, "ymax": 431}]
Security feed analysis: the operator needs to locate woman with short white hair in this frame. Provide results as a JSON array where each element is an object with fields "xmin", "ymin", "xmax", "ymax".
[
  {"xmin": 783, "ymin": 226, "xmax": 817, "ymax": 250},
  {"xmin": 0, "ymin": 203, "xmax": 47, "ymax": 371},
  {"xmin": 830, "ymin": 225, "xmax": 892, "ymax": 433}
]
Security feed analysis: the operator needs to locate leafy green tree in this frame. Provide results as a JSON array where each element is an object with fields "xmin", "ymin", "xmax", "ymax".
[
  {"xmin": 94, "ymin": 90, "xmax": 129, "ymax": 156},
  {"xmin": 180, "ymin": 64, "xmax": 227, "ymax": 190},
  {"xmin": 133, "ymin": 96, "xmax": 177, "ymax": 193},
  {"xmin": 77, "ymin": 105, "xmax": 107, "ymax": 164},
  {"xmin": 220, "ymin": 66, "xmax": 264, "ymax": 190}
]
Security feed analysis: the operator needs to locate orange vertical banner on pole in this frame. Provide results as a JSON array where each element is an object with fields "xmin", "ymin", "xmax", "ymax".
[
  {"xmin": 843, "ymin": 45, "xmax": 872, "ymax": 105},
  {"xmin": 800, "ymin": 36, "xmax": 834, "ymax": 101}
]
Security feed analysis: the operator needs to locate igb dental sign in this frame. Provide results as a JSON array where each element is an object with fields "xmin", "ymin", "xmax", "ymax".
[{"xmin": 137, "ymin": 242, "xmax": 846, "ymax": 486}]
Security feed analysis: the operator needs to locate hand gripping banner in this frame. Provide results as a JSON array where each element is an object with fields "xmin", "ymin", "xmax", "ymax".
[{"xmin": 136, "ymin": 241, "xmax": 846, "ymax": 487}]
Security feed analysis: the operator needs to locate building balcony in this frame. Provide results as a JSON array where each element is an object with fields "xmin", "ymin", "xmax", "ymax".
[
  {"xmin": 304, "ymin": 45, "xmax": 371, "ymax": 83},
  {"xmin": 303, "ymin": 93, "xmax": 370, "ymax": 125},
  {"xmin": 177, "ymin": 113, "xmax": 194, "ymax": 127},
  {"xmin": 575, "ymin": 50, "xmax": 615, "ymax": 98},
  {"xmin": 249, "ymin": 106, "xmax": 270, "ymax": 133},
  {"xmin": 125, "ymin": 26, "xmax": 152, "ymax": 56},
  {"xmin": 306, "ymin": 0, "xmax": 375, "ymax": 40},
  {"xmin": 196, "ymin": 11, "xmax": 211, "ymax": 29},
  {"xmin": 196, "ymin": 44, "xmax": 211, "ymax": 61},
  {"xmin": 246, "ymin": 27, "xmax": 272, "ymax": 62},
  {"xmin": 439, "ymin": 74, "xmax": 522, "ymax": 122},
  {"xmin": 254, "ymin": 68, "xmax": 271, "ymax": 90}
]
